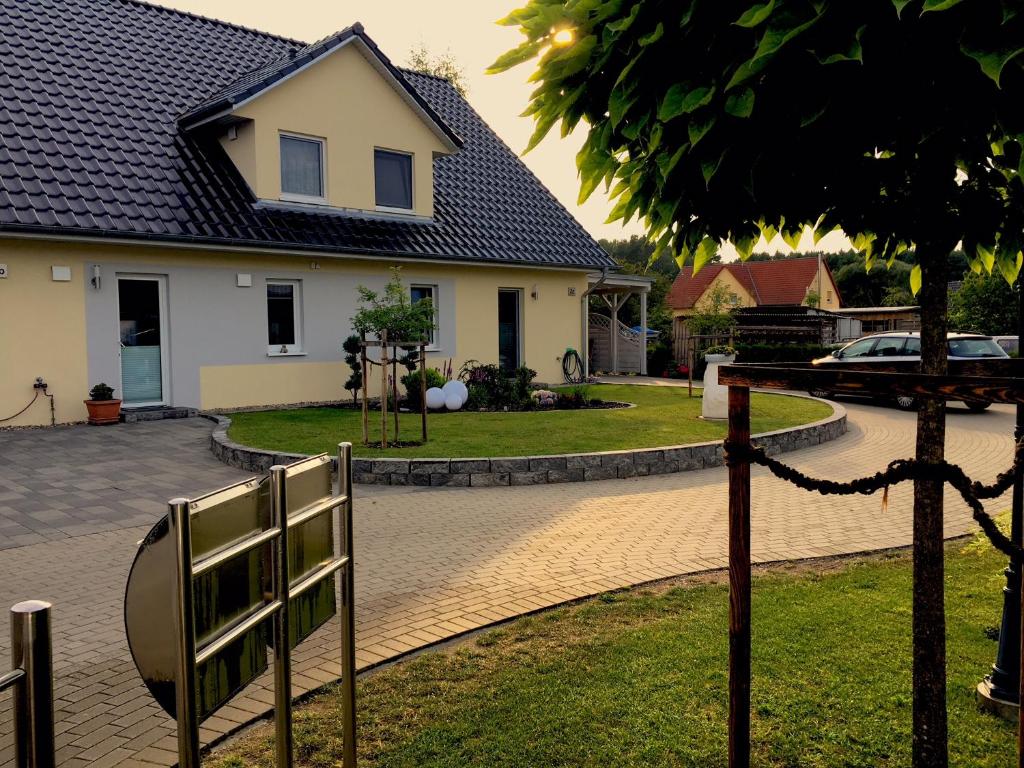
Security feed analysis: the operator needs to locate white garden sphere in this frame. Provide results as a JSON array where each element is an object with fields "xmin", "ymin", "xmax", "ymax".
[
  {"xmin": 425, "ymin": 387, "xmax": 446, "ymax": 410},
  {"xmin": 442, "ymin": 380, "xmax": 469, "ymax": 405},
  {"xmin": 444, "ymin": 393, "xmax": 463, "ymax": 411}
]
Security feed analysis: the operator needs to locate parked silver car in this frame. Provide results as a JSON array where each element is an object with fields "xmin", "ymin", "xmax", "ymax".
[{"xmin": 810, "ymin": 331, "xmax": 1007, "ymax": 411}]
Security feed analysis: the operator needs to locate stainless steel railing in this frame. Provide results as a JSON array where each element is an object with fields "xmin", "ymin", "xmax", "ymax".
[
  {"xmin": 171, "ymin": 442, "xmax": 357, "ymax": 768},
  {"xmin": 2, "ymin": 600, "xmax": 56, "ymax": 768}
]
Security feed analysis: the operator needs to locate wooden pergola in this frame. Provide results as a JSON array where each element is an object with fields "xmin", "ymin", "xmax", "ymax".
[{"xmin": 584, "ymin": 272, "xmax": 655, "ymax": 376}]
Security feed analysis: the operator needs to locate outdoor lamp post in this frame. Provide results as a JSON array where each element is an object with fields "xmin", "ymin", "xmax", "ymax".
[{"xmin": 978, "ymin": 282, "xmax": 1024, "ymax": 715}]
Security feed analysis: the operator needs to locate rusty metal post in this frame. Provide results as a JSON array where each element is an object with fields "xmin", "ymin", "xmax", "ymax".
[
  {"xmin": 10, "ymin": 600, "xmax": 56, "ymax": 768},
  {"xmin": 728, "ymin": 385, "xmax": 751, "ymax": 768}
]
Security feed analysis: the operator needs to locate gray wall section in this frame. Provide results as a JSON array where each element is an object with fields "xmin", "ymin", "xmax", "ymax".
[{"xmin": 85, "ymin": 261, "xmax": 457, "ymax": 409}]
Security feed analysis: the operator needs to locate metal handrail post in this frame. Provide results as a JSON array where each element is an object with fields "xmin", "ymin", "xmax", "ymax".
[
  {"xmin": 338, "ymin": 443, "xmax": 357, "ymax": 766},
  {"xmin": 270, "ymin": 466, "xmax": 294, "ymax": 768},
  {"xmin": 170, "ymin": 498, "xmax": 201, "ymax": 768},
  {"xmin": 11, "ymin": 600, "xmax": 55, "ymax": 768}
]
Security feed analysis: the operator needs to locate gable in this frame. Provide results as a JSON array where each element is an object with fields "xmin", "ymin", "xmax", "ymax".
[
  {"xmin": 693, "ymin": 270, "xmax": 756, "ymax": 311},
  {"xmin": 218, "ymin": 41, "xmax": 452, "ymax": 217}
]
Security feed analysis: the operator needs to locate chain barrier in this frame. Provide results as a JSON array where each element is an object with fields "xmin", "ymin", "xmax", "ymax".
[{"xmin": 723, "ymin": 437, "xmax": 1024, "ymax": 560}]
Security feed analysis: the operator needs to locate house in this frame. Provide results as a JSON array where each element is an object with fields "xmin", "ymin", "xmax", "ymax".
[
  {"xmin": 666, "ymin": 257, "xmax": 842, "ymax": 356},
  {"xmin": 668, "ymin": 257, "xmax": 842, "ymax": 316},
  {"xmin": 0, "ymin": 0, "xmax": 616, "ymax": 427}
]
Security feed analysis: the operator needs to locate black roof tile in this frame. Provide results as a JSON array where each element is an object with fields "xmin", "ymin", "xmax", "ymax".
[{"xmin": 0, "ymin": 0, "xmax": 611, "ymax": 269}]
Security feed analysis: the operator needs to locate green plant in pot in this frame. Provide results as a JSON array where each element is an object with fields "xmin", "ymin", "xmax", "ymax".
[
  {"xmin": 703, "ymin": 345, "xmax": 737, "ymax": 363},
  {"xmin": 85, "ymin": 382, "xmax": 121, "ymax": 425}
]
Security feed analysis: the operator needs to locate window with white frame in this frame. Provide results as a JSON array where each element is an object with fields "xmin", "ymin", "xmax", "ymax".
[
  {"xmin": 280, "ymin": 134, "xmax": 325, "ymax": 202},
  {"xmin": 374, "ymin": 149, "xmax": 413, "ymax": 210},
  {"xmin": 266, "ymin": 279, "xmax": 303, "ymax": 354},
  {"xmin": 410, "ymin": 284, "xmax": 438, "ymax": 347}
]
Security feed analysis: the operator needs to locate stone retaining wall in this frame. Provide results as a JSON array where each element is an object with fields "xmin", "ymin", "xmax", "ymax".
[{"xmin": 207, "ymin": 397, "xmax": 846, "ymax": 487}]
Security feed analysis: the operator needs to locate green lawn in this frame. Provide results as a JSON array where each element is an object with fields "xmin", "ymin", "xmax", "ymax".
[
  {"xmin": 226, "ymin": 384, "xmax": 832, "ymax": 458},
  {"xmin": 211, "ymin": 532, "xmax": 1015, "ymax": 768}
]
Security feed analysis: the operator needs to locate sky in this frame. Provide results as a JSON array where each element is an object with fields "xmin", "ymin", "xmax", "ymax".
[{"xmin": 155, "ymin": 0, "xmax": 850, "ymax": 258}]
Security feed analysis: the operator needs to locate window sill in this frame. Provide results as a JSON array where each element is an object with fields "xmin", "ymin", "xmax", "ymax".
[
  {"xmin": 281, "ymin": 193, "xmax": 328, "ymax": 206},
  {"xmin": 267, "ymin": 350, "xmax": 307, "ymax": 358},
  {"xmin": 376, "ymin": 205, "xmax": 415, "ymax": 215}
]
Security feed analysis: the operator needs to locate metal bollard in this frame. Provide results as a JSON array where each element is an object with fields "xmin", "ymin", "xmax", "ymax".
[
  {"xmin": 11, "ymin": 600, "xmax": 56, "ymax": 768},
  {"xmin": 338, "ymin": 442, "xmax": 357, "ymax": 766},
  {"xmin": 270, "ymin": 466, "xmax": 294, "ymax": 768},
  {"xmin": 170, "ymin": 498, "xmax": 201, "ymax": 768}
]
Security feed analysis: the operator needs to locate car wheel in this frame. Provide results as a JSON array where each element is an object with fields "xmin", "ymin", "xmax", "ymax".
[
  {"xmin": 966, "ymin": 401, "xmax": 991, "ymax": 412},
  {"xmin": 808, "ymin": 389, "xmax": 832, "ymax": 399},
  {"xmin": 895, "ymin": 395, "xmax": 917, "ymax": 411}
]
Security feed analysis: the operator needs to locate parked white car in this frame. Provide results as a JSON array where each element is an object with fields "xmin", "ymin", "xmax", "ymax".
[
  {"xmin": 992, "ymin": 335, "xmax": 1019, "ymax": 356},
  {"xmin": 810, "ymin": 331, "xmax": 1007, "ymax": 411}
]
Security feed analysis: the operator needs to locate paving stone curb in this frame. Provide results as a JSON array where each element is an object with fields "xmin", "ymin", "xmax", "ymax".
[{"xmin": 206, "ymin": 396, "xmax": 847, "ymax": 486}]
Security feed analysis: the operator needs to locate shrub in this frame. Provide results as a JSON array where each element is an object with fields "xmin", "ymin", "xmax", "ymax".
[
  {"xmin": 559, "ymin": 385, "xmax": 592, "ymax": 409},
  {"xmin": 342, "ymin": 335, "xmax": 362, "ymax": 404},
  {"xmin": 89, "ymin": 383, "xmax": 115, "ymax": 400},
  {"xmin": 648, "ymin": 340, "xmax": 673, "ymax": 377},
  {"xmin": 458, "ymin": 360, "xmax": 537, "ymax": 410},
  {"xmin": 734, "ymin": 343, "xmax": 832, "ymax": 364},
  {"xmin": 402, "ymin": 368, "xmax": 447, "ymax": 411}
]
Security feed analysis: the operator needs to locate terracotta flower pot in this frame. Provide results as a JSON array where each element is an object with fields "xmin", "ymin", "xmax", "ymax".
[{"xmin": 85, "ymin": 399, "xmax": 122, "ymax": 426}]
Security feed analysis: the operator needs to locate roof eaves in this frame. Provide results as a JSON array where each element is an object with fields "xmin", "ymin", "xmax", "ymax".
[{"xmin": 0, "ymin": 224, "xmax": 611, "ymax": 270}]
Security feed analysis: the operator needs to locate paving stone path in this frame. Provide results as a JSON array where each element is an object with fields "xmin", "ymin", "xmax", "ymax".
[{"xmin": 0, "ymin": 400, "xmax": 1016, "ymax": 766}]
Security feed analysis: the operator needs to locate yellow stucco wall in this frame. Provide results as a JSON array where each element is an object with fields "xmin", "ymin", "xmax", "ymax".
[
  {"xmin": 672, "ymin": 270, "xmax": 756, "ymax": 319},
  {"xmin": 809, "ymin": 266, "xmax": 841, "ymax": 310},
  {"xmin": 0, "ymin": 245, "xmax": 90, "ymax": 426},
  {"xmin": 200, "ymin": 361, "xmax": 347, "ymax": 410},
  {"xmin": 198, "ymin": 263, "xmax": 587, "ymax": 409},
  {"xmin": 219, "ymin": 42, "xmax": 451, "ymax": 217},
  {"xmin": 2, "ymin": 238, "xmax": 587, "ymax": 421}
]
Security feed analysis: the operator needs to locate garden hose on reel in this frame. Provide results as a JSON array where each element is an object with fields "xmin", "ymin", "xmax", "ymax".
[{"xmin": 562, "ymin": 347, "xmax": 585, "ymax": 384}]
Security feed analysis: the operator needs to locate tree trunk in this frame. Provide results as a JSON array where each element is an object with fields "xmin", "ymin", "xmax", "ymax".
[{"xmin": 913, "ymin": 249, "xmax": 949, "ymax": 768}]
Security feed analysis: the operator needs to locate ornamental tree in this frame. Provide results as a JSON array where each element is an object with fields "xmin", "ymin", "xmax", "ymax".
[{"xmin": 492, "ymin": 2, "xmax": 1024, "ymax": 766}]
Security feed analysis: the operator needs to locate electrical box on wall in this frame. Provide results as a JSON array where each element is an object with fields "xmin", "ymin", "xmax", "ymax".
[
  {"xmin": 51, "ymin": 265, "xmax": 71, "ymax": 281},
  {"xmin": 237, "ymin": 273, "xmax": 253, "ymax": 287}
]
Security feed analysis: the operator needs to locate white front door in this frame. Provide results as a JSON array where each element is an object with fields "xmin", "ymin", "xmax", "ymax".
[{"xmin": 117, "ymin": 275, "xmax": 169, "ymax": 406}]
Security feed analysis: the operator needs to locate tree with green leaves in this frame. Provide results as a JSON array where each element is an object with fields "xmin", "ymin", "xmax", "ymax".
[
  {"xmin": 352, "ymin": 267, "xmax": 435, "ymax": 343},
  {"xmin": 949, "ymin": 272, "xmax": 1020, "ymax": 335},
  {"xmin": 492, "ymin": 2, "xmax": 1024, "ymax": 765},
  {"xmin": 406, "ymin": 43, "xmax": 470, "ymax": 96}
]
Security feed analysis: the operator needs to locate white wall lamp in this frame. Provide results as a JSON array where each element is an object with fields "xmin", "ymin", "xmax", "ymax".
[
  {"xmin": 90, "ymin": 264, "xmax": 101, "ymax": 290},
  {"xmin": 530, "ymin": 284, "xmax": 539, "ymax": 300}
]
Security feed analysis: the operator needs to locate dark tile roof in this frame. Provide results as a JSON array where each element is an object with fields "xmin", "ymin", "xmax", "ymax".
[{"xmin": 0, "ymin": 0, "xmax": 613, "ymax": 270}]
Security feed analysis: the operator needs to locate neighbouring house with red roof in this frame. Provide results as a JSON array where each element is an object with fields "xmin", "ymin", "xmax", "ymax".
[
  {"xmin": 667, "ymin": 257, "xmax": 842, "ymax": 317},
  {"xmin": 666, "ymin": 257, "xmax": 843, "ymax": 357}
]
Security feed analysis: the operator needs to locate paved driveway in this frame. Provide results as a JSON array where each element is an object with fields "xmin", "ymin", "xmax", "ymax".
[{"xmin": 0, "ymin": 402, "xmax": 1016, "ymax": 766}]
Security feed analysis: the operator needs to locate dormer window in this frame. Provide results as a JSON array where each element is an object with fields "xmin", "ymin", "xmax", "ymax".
[
  {"xmin": 280, "ymin": 133, "xmax": 326, "ymax": 203},
  {"xmin": 374, "ymin": 149, "xmax": 413, "ymax": 211}
]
